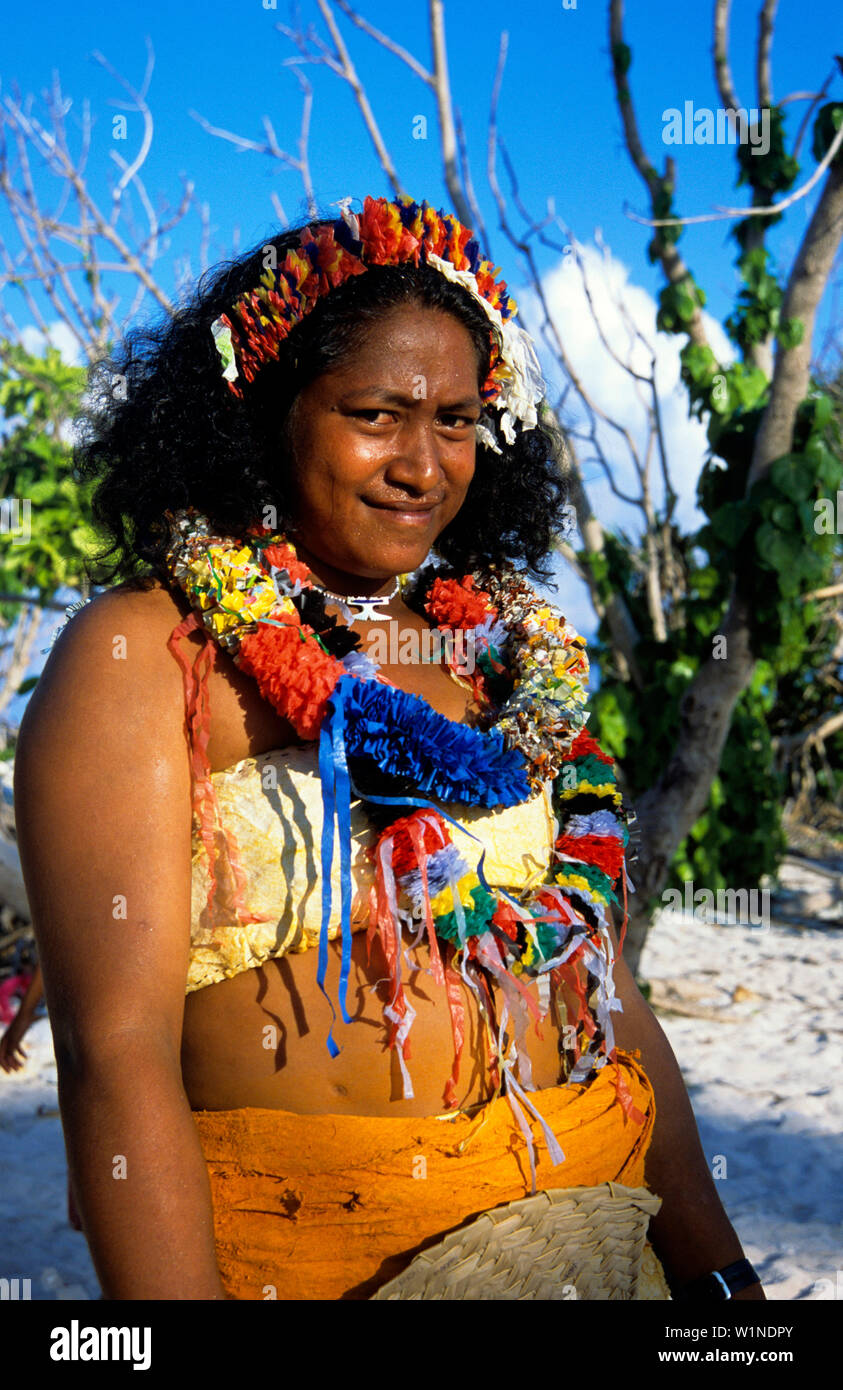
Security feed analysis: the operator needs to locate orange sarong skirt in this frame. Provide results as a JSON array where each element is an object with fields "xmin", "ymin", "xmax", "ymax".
[{"xmin": 192, "ymin": 1048, "xmax": 658, "ymax": 1300}]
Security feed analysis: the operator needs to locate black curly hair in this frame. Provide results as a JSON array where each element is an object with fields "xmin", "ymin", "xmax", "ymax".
[{"xmin": 74, "ymin": 211, "xmax": 569, "ymax": 588}]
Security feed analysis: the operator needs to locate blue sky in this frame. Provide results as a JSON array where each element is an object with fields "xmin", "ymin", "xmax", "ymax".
[
  {"xmin": 2, "ymin": 0, "xmax": 842, "ymax": 709},
  {"xmin": 4, "ymin": 0, "xmax": 839, "ymax": 323}
]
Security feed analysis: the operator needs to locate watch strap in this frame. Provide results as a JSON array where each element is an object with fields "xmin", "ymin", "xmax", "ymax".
[{"xmin": 673, "ymin": 1258, "xmax": 760, "ymax": 1302}]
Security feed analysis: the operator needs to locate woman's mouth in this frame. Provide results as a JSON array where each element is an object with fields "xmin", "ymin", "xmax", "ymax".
[{"xmin": 365, "ymin": 500, "xmax": 440, "ymax": 525}]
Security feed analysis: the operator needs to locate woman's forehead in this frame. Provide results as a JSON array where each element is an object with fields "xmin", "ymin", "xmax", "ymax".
[{"xmin": 323, "ymin": 304, "xmax": 482, "ymax": 382}]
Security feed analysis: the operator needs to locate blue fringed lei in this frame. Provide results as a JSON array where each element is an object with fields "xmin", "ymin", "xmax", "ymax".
[{"xmin": 336, "ymin": 674, "xmax": 530, "ymax": 808}]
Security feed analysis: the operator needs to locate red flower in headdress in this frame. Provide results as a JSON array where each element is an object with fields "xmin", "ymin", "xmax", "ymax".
[
  {"xmin": 475, "ymin": 263, "xmax": 503, "ymax": 303},
  {"xmin": 358, "ymin": 196, "xmax": 420, "ymax": 265},
  {"xmin": 444, "ymin": 218, "xmax": 472, "ymax": 271},
  {"xmin": 418, "ymin": 206, "xmax": 449, "ymax": 258},
  {"xmin": 491, "ymin": 898, "xmax": 524, "ymax": 942}
]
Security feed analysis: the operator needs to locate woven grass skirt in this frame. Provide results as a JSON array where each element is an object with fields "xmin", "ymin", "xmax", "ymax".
[
  {"xmin": 371, "ymin": 1182, "xmax": 670, "ymax": 1299},
  {"xmin": 193, "ymin": 1048, "xmax": 669, "ymax": 1300}
]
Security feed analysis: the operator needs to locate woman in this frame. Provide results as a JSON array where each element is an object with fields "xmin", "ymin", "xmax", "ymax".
[{"xmin": 14, "ymin": 195, "xmax": 762, "ymax": 1301}]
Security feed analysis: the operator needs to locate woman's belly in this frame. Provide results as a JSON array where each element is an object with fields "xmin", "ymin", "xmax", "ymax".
[{"xmin": 181, "ymin": 931, "xmax": 565, "ymax": 1116}]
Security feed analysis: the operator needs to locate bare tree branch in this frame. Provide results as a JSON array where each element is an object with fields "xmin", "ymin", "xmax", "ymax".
[
  {"xmin": 625, "ymin": 119, "xmax": 843, "ymax": 227},
  {"xmin": 333, "ymin": 0, "xmax": 433, "ymax": 84},
  {"xmin": 713, "ymin": 0, "xmax": 742, "ymax": 115},
  {"xmin": 428, "ymin": 0, "xmax": 473, "ymax": 229},
  {"xmin": 91, "ymin": 37, "xmax": 155, "ymax": 203},
  {"xmin": 1, "ymin": 79, "xmax": 177, "ymax": 356},
  {"xmin": 5, "ymin": 107, "xmax": 98, "ymax": 346},
  {"xmin": 793, "ymin": 64, "xmax": 837, "ymax": 159},
  {"xmin": 315, "ymin": 0, "xmax": 407, "ymax": 201},
  {"xmin": 554, "ymin": 430, "xmax": 643, "ymax": 688},
  {"xmin": 270, "ymin": 192, "xmax": 289, "ymax": 228},
  {"xmin": 189, "ymin": 110, "xmax": 292, "ymax": 159},
  {"xmin": 756, "ymin": 0, "xmax": 778, "ymax": 111},
  {"xmin": 292, "ymin": 70, "xmax": 316, "ymax": 217},
  {"xmin": 608, "ymin": 0, "xmax": 711, "ymax": 353},
  {"xmin": 776, "ymin": 709, "xmax": 843, "ymax": 754},
  {"xmin": 802, "ymin": 583, "xmax": 843, "ymax": 602},
  {"xmin": 454, "ymin": 104, "xmax": 489, "ymax": 254},
  {"xmin": 487, "ymin": 25, "xmax": 647, "ymax": 680},
  {"xmin": 779, "ymin": 91, "xmax": 824, "ymax": 107},
  {"xmin": 644, "ymin": 529, "xmax": 667, "ymax": 642},
  {"xmin": 192, "ymin": 69, "xmax": 318, "ymax": 214},
  {"xmin": 567, "ymin": 230, "xmax": 678, "ymax": 533}
]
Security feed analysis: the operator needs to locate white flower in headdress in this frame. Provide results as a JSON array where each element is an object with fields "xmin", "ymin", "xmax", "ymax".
[
  {"xmin": 426, "ymin": 252, "xmax": 546, "ymax": 446},
  {"xmin": 334, "ymin": 197, "xmax": 361, "ymax": 240},
  {"xmin": 475, "ymin": 413, "xmax": 502, "ymax": 455},
  {"xmin": 211, "ymin": 318, "xmax": 238, "ymax": 383}
]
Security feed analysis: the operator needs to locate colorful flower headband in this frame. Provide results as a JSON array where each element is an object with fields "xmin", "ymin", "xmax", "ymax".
[{"xmin": 210, "ymin": 195, "xmax": 545, "ymax": 451}]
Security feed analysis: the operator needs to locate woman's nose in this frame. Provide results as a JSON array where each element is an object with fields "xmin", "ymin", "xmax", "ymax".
[{"xmin": 385, "ymin": 421, "xmax": 444, "ymax": 493}]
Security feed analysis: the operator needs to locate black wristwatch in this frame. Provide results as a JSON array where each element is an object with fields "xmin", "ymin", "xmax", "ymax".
[{"xmin": 673, "ymin": 1258, "xmax": 760, "ymax": 1302}]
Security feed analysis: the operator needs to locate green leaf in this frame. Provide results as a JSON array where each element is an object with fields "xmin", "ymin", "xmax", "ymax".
[
  {"xmin": 612, "ymin": 42, "xmax": 632, "ymax": 75},
  {"xmin": 692, "ymin": 565, "xmax": 720, "ymax": 599},
  {"xmin": 770, "ymin": 502, "xmax": 797, "ymax": 530},
  {"xmin": 810, "ymin": 394, "xmax": 833, "ymax": 433},
  {"xmin": 710, "ymin": 501, "xmax": 753, "ymax": 546},
  {"xmin": 770, "ymin": 454, "xmax": 814, "ymax": 502},
  {"xmin": 756, "ymin": 521, "xmax": 801, "ymax": 572},
  {"xmin": 70, "ymin": 524, "xmax": 101, "ymax": 557},
  {"xmin": 812, "ymin": 102, "xmax": 843, "ymax": 167}
]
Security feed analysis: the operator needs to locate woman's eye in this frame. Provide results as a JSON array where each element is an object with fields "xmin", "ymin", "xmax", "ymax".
[
  {"xmin": 352, "ymin": 409, "xmax": 476, "ymax": 428},
  {"xmin": 439, "ymin": 414, "xmax": 476, "ymax": 429}
]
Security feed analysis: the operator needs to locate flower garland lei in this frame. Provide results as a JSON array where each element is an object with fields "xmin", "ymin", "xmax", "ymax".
[{"xmin": 165, "ymin": 508, "xmax": 639, "ymax": 1143}]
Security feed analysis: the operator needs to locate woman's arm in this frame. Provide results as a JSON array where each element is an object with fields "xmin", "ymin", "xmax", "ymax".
[
  {"xmin": 606, "ymin": 919, "xmax": 765, "ymax": 1300},
  {"xmin": 14, "ymin": 588, "xmax": 227, "ymax": 1299}
]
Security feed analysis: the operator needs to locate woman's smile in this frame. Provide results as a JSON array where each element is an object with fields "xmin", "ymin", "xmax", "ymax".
[{"xmin": 362, "ymin": 497, "xmax": 444, "ymax": 525}]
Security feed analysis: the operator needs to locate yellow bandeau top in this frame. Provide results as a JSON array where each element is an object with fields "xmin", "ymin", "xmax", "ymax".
[{"xmin": 188, "ymin": 743, "xmax": 556, "ymax": 994}]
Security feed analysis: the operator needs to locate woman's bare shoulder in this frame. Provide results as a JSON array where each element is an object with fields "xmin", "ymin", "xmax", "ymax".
[
  {"xmin": 20, "ymin": 576, "xmax": 290, "ymax": 776},
  {"xmin": 47, "ymin": 578, "xmax": 195, "ymax": 679},
  {"xmin": 17, "ymin": 579, "xmax": 194, "ymax": 761},
  {"xmin": 52, "ymin": 578, "xmax": 192, "ymax": 654}
]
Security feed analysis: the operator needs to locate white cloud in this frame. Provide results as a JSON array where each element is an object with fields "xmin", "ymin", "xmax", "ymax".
[
  {"xmin": 19, "ymin": 321, "xmax": 85, "ymax": 366},
  {"xmin": 519, "ymin": 240, "xmax": 734, "ymax": 545}
]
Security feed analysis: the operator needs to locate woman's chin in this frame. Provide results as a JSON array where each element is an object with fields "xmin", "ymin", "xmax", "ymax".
[{"xmin": 309, "ymin": 534, "xmax": 438, "ymax": 582}]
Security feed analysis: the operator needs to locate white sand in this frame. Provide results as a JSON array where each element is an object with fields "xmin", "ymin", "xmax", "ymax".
[
  {"xmin": 638, "ymin": 905, "xmax": 843, "ymax": 1301},
  {"xmin": 2, "ymin": 899, "xmax": 841, "ymax": 1300},
  {"xmin": 1, "ymin": 1014, "xmax": 99, "ymax": 1299}
]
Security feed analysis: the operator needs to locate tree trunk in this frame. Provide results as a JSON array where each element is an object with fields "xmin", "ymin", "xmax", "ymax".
[
  {"xmin": 623, "ymin": 158, "xmax": 843, "ymax": 977},
  {"xmin": 0, "ymin": 603, "xmax": 43, "ymax": 720}
]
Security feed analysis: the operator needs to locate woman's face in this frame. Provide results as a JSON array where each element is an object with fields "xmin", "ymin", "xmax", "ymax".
[{"xmin": 283, "ymin": 304, "xmax": 482, "ymax": 587}]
